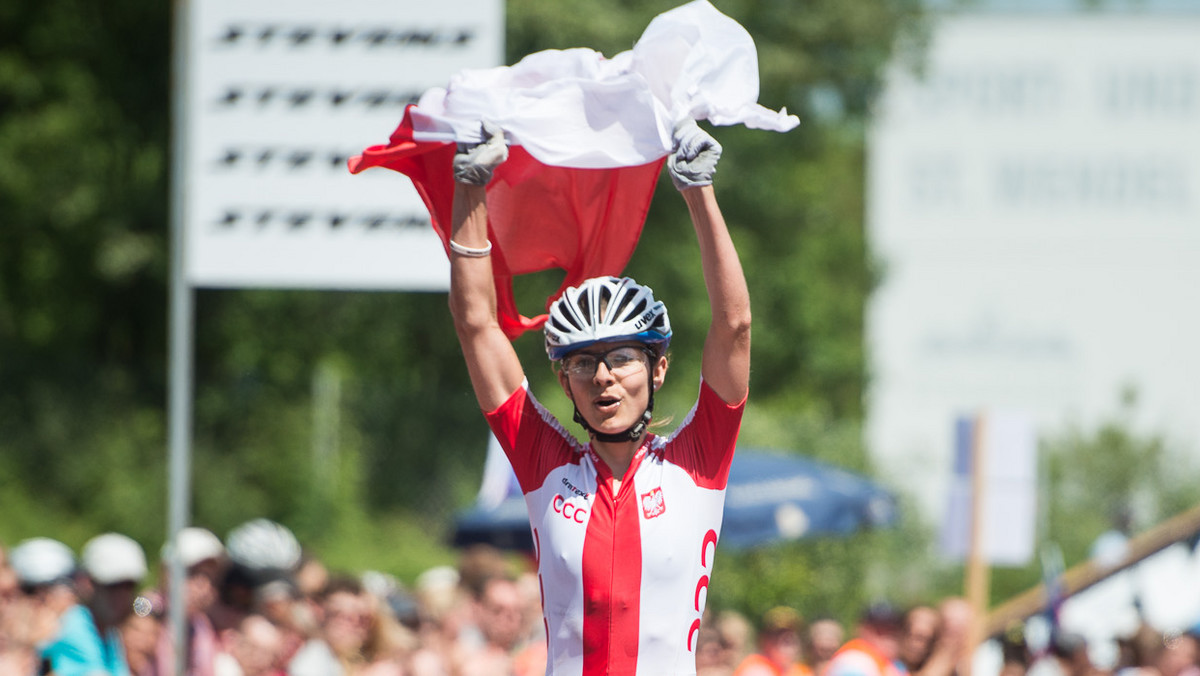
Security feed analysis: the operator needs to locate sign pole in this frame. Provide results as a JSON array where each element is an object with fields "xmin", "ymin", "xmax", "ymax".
[
  {"xmin": 965, "ymin": 412, "xmax": 990, "ymax": 670},
  {"xmin": 168, "ymin": 0, "xmax": 195, "ymax": 671}
]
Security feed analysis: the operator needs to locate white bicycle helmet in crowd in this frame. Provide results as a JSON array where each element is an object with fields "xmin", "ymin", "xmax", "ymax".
[
  {"xmin": 545, "ymin": 276, "xmax": 672, "ymax": 442},
  {"xmin": 10, "ymin": 537, "xmax": 76, "ymax": 588},
  {"xmin": 544, "ymin": 276, "xmax": 672, "ymax": 360},
  {"xmin": 225, "ymin": 518, "xmax": 302, "ymax": 573},
  {"xmin": 162, "ymin": 526, "xmax": 226, "ymax": 570},
  {"xmin": 82, "ymin": 533, "xmax": 148, "ymax": 586}
]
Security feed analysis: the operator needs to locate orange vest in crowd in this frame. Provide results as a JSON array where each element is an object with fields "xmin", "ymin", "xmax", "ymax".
[
  {"xmin": 734, "ymin": 652, "xmax": 816, "ymax": 676},
  {"xmin": 823, "ymin": 639, "xmax": 906, "ymax": 676}
]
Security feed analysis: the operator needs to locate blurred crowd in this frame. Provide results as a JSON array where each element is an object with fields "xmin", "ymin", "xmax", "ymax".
[
  {"xmin": 2, "ymin": 520, "xmax": 1198, "ymax": 676},
  {"xmin": 0, "ymin": 521, "xmax": 547, "ymax": 676}
]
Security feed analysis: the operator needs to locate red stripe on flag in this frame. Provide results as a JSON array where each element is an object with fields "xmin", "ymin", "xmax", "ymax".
[{"xmin": 350, "ymin": 105, "xmax": 665, "ymax": 339}]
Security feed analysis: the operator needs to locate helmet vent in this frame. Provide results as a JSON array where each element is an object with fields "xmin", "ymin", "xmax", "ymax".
[
  {"xmin": 627, "ymin": 298, "xmax": 647, "ymax": 321},
  {"xmin": 577, "ymin": 292, "xmax": 591, "ymax": 321}
]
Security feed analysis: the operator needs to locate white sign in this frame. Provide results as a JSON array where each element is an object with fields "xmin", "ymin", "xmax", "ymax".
[
  {"xmin": 866, "ymin": 15, "xmax": 1200, "ymax": 519},
  {"xmin": 939, "ymin": 411, "xmax": 1038, "ymax": 566},
  {"xmin": 184, "ymin": 0, "xmax": 503, "ymax": 289}
]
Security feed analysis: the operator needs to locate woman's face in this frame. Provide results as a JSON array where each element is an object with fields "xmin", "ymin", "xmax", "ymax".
[
  {"xmin": 558, "ymin": 342, "xmax": 667, "ymax": 437},
  {"xmin": 323, "ymin": 590, "xmax": 372, "ymax": 657}
]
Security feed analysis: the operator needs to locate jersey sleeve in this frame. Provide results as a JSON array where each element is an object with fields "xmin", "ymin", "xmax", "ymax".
[
  {"xmin": 663, "ymin": 378, "xmax": 746, "ymax": 490},
  {"xmin": 484, "ymin": 381, "xmax": 580, "ymax": 494}
]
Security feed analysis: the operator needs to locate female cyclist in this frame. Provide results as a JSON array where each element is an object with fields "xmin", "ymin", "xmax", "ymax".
[{"xmin": 447, "ymin": 120, "xmax": 751, "ymax": 676}]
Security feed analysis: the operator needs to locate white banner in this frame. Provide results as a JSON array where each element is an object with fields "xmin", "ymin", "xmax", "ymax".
[
  {"xmin": 184, "ymin": 0, "xmax": 503, "ymax": 289},
  {"xmin": 866, "ymin": 15, "xmax": 1200, "ymax": 518}
]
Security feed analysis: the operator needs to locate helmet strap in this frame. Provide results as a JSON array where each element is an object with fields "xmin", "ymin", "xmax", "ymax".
[{"xmin": 569, "ymin": 379, "xmax": 656, "ymax": 444}]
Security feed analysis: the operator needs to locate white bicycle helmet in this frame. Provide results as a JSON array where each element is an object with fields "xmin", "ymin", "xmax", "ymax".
[
  {"xmin": 225, "ymin": 519, "xmax": 302, "ymax": 572},
  {"xmin": 544, "ymin": 276, "xmax": 672, "ymax": 360},
  {"xmin": 82, "ymin": 533, "xmax": 148, "ymax": 585},
  {"xmin": 10, "ymin": 537, "xmax": 76, "ymax": 588},
  {"xmin": 162, "ymin": 527, "xmax": 226, "ymax": 569}
]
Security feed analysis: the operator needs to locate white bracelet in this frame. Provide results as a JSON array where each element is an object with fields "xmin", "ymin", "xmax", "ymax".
[{"xmin": 448, "ymin": 239, "xmax": 493, "ymax": 257}]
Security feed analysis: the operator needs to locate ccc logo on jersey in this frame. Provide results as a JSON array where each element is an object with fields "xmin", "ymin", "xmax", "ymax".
[{"xmin": 552, "ymin": 494, "xmax": 588, "ymax": 523}]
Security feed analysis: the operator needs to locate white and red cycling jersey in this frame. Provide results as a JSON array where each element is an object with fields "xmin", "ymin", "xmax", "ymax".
[{"xmin": 485, "ymin": 378, "xmax": 745, "ymax": 676}]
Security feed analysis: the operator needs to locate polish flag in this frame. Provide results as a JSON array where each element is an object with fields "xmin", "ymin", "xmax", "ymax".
[
  {"xmin": 349, "ymin": 107, "xmax": 664, "ymax": 340},
  {"xmin": 349, "ymin": 0, "xmax": 798, "ymax": 339}
]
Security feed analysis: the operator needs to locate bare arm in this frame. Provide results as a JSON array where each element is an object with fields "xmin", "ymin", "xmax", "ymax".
[
  {"xmin": 668, "ymin": 120, "xmax": 751, "ymax": 404},
  {"xmin": 447, "ymin": 183, "xmax": 526, "ymax": 411},
  {"xmin": 683, "ymin": 185, "xmax": 751, "ymax": 404}
]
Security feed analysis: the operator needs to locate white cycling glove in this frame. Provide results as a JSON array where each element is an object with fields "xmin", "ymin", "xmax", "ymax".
[
  {"xmin": 453, "ymin": 122, "xmax": 509, "ymax": 186},
  {"xmin": 667, "ymin": 119, "xmax": 722, "ymax": 190}
]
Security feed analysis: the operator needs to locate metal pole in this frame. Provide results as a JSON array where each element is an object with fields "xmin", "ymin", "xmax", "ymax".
[
  {"xmin": 168, "ymin": 0, "xmax": 195, "ymax": 672},
  {"xmin": 965, "ymin": 412, "xmax": 990, "ymax": 672}
]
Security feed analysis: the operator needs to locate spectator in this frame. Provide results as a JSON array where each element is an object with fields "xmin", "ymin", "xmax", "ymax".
[
  {"xmin": 455, "ymin": 546, "xmax": 510, "ymax": 604},
  {"xmin": 4, "ymin": 538, "xmax": 79, "ymax": 674},
  {"xmin": 0, "ymin": 539, "xmax": 36, "ymax": 675},
  {"xmin": 697, "ymin": 621, "xmax": 735, "ymax": 676},
  {"xmin": 900, "ymin": 606, "xmax": 939, "ymax": 673},
  {"xmin": 360, "ymin": 572, "xmax": 423, "ymax": 673},
  {"xmin": 997, "ymin": 624, "xmax": 1032, "ymax": 676},
  {"xmin": 214, "ymin": 519, "xmax": 304, "ymax": 635},
  {"xmin": 926, "ymin": 598, "xmax": 972, "ymax": 676},
  {"xmin": 295, "ymin": 558, "xmax": 329, "ymax": 603},
  {"xmin": 1115, "ymin": 624, "xmax": 1161, "ymax": 676},
  {"xmin": 215, "ymin": 614, "xmax": 286, "ymax": 676},
  {"xmin": 901, "ymin": 599, "xmax": 972, "ymax": 676},
  {"xmin": 452, "ymin": 546, "xmax": 510, "ymax": 661},
  {"xmin": 458, "ymin": 576, "xmax": 527, "ymax": 676},
  {"xmin": 9, "ymin": 537, "xmax": 80, "ymax": 647},
  {"xmin": 257, "ymin": 579, "xmax": 314, "ymax": 668},
  {"xmin": 124, "ymin": 595, "xmax": 164, "ymax": 676},
  {"xmin": 287, "ymin": 575, "xmax": 401, "ymax": 676},
  {"xmin": 1031, "ymin": 632, "xmax": 1091, "ymax": 676},
  {"xmin": 735, "ymin": 606, "xmax": 813, "ymax": 676},
  {"xmin": 157, "ymin": 526, "xmax": 228, "ymax": 676},
  {"xmin": 41, "ymin": 532, "xmax": 148, "ymax": 676},
  {"xmin": 1156, "ymin": 633, "xmax": 1199, "ymax": 676},
  {"xmin": 718, "ymin": 610, "xmax": 758, "ymax": 671},
  {"xmin": 293, "ymin": 557, "xmax": 330, "ymax": 651},
  {"xmin": 824, "ymin": 602, "xmax": 907, "ymax": 676},
  {"xmin": 409, "ymin": 566, "xmax": 466, "ymax": 676},
  {"xmin": 511, "ymin": 571, "xmax": 547, "ymax": 676},
  {"xmin": 808, "ymin": 618, "xmax": 845, "ymax": 676}
]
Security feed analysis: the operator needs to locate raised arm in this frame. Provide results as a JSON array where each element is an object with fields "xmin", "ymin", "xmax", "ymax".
[
  {"xmin": 447, "ymin": 127, "xmax": 526, "ymax": 412},
  {"xmin": 670, "ymin": 122, "xmax": 752, "ymax": 404}
]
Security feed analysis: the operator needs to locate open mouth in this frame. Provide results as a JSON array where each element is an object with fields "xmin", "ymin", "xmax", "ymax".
[{"xmin": 593, "ymin": 396, "xmax": 620, "ymax": 413}]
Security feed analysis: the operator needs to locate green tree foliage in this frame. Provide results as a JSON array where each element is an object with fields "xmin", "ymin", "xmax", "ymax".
[{"xmin": 0, "ymin": 0, "xmax": 170, "ymax": 548}]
